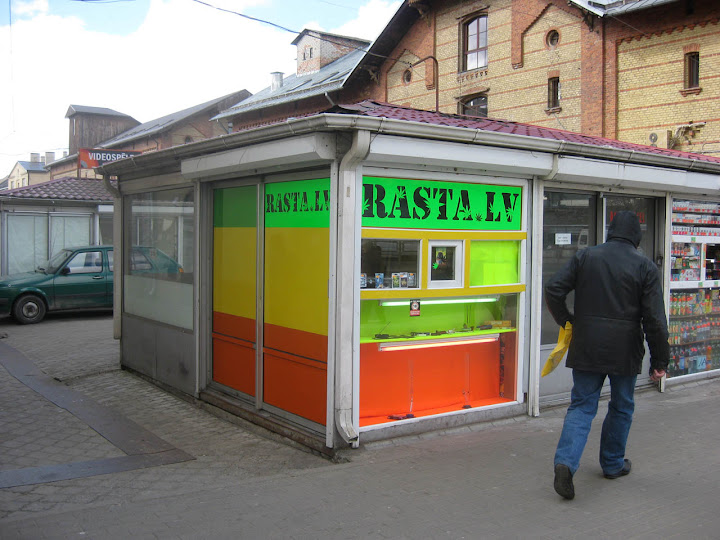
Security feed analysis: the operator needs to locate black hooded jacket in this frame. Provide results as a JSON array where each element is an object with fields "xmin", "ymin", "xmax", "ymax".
[{"xmin": 544, "ymin": 211, "xmax": 669, "ymax": 375}]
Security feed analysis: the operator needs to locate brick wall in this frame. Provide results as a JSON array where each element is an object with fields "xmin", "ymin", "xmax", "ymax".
[
  {"xmin": 296, "ymin": 33, "xmax": 368, "ymax": 75},
  {"xmin": 615, "ymin": 19, "xmax": 720, "ymax": 155},
  {"xmin": 228, "ymin": 0, "xmax": 720, "ymax": 154}
]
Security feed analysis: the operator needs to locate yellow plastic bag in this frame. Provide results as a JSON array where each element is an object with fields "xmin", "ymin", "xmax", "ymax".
[{"xmin": 541, "ymin": 322, "xmax": 572, "ymax": 377}]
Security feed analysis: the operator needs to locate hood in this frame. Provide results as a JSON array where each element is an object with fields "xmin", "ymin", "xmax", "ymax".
[
  {"xmin": 0, "ymin": 271, "xmax": 53, "ymax": 288},
  {"xmin": 607, "ymin": 211, "xmax": 642, "ymax": 247}
]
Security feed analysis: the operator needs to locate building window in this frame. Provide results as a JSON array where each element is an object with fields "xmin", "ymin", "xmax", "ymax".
[
  {"xmin": 685, "ymin": 52, "xmax": 700, "ymax": 89},
  {"xmin": 462, "ymin": 15, "xmax": 488, "ymax": 71},
  {"xmin": 546, "ymin": 30, "xmax": 560, "ymax": 49},
  {"xmin": 402, "ymin": 69, "xmax": 412, "ymax": 85},
  {"xmin": 460, "ymin": 94, "xmax": 488, "ymax": 118},
  {"xmin": 548, "ymin": 77, "xmax": 561, "ymax": 110}
]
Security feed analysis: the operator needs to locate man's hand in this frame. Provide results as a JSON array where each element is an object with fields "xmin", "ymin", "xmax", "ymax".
[{"xmin": 650, "ymin": 369, "xmax": 665, "ymax": 382}]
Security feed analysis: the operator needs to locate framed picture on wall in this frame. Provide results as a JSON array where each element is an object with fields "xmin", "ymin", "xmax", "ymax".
[{"xmin": 428, "ymin": 240, "xmax": 463, "ymax": 289}]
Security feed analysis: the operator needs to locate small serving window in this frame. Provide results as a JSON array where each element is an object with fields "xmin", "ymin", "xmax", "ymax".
[{"xmin": 429, "ymin": 240, "xmax": 462, "ymax": 288}]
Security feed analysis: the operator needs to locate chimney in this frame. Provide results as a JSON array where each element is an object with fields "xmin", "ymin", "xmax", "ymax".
[
  {"xmin": 292, "ymin": 30, "xmax": 371, "ymax": 76},
  {"xmin": 30, "ymin": 152, "xmax": 40, "ymax": 162},
  {"xmin": 45, "ymin": 151, "xmax": 55, "ymax": 165},
  {"xmin": 271, "ymin": 72, "xmax": 284, "ymax": 91}
]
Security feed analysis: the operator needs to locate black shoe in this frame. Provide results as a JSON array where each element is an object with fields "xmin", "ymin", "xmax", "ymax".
[
  {"xmin": 603, "ymin": 458, "xmax": 632, "ymax": 479},
  {"xmin": 554, "ymin": 463, "xmax": 575, "ymax": 500}
]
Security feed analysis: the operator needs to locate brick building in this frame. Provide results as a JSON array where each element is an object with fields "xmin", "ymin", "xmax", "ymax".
[{"xmin": 220, "ymin": 0, "xmax": 720, "ymax": 157}]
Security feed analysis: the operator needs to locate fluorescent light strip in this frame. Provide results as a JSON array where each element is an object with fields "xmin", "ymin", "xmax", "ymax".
[
  {"xmin": 379, "ymin": 334, "xmax": 499, "ymax": 351},
  {"xmin": 379, "ymin": 297, "xmax": 498, "ymax": 307}
]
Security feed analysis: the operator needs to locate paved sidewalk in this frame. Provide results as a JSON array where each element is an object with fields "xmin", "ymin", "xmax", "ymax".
[{"xmin": 1, "ymin": 312, "xmax": 720, "ymax": 538}]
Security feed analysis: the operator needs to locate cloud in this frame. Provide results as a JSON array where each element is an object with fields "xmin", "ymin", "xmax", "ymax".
[
  {"xmin": 0, "ymin": 0, "xmax": 400, "ymax": 176},
  {"xmin": 13, "ymin": 0, "xmax": 49, "ymax": 18},
  {"xmin": 331, "ymin": 0, "xmax": 401, "ymax": 40}
]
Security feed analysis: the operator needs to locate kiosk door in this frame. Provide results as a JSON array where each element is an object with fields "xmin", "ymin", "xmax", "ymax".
[
  {"xmin": 539, "ymin": 192, "xmax": 665, "ymax": 404},
  {"xmin": 539, "ymin": 191, "xmax": 598, "ymax": 403}
]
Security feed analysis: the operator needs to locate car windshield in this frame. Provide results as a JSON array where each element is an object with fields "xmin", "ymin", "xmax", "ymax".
[{"xmin": 42, "ymin": 250, "xmax": 73, "ymax": 274}]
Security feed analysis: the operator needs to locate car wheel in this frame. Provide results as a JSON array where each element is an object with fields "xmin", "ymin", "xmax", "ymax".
[{"xmin": 13, "ymin": 294, "xmax": 47, "ymax": 324}]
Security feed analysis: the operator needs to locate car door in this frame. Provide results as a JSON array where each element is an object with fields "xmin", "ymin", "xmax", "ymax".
[{"xmin": 53, "ymin": 249, "xmax": 107, "ymax": 310}]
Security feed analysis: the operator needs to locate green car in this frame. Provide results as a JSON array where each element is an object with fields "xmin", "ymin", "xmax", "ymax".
[{"xmin": 0, "ymin": 245, "xmax": 183, "ymax": 324}]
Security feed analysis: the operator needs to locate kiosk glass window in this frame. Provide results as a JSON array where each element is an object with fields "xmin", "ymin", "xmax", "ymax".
[
  {"xmin": 124, "ymin": 187, "xmax": 194, "ymax": 329},
  {"xmin": 605, "ymin": 196, "xmax": 656, "ymax": 260},
  {"xmin": 361, "ymin": 239, "xmax": 419, "ymax": 289},
  {"xmin": 542, "ymin": 192, "xmax": 597, "ymax": 344}
]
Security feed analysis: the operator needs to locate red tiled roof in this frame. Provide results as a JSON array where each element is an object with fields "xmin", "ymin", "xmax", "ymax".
[
  {"xmin": 336, "ymin": 101, "xmax": 720, "ymax": 165},
  {"xmin": 0, "ymin": 177, "xmax": 115, "ymax": 201}
]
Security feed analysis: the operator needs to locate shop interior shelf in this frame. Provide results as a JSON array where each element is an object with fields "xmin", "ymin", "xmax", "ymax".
[
  {"xmin": 670, "ymin": 281, "xmax": 720, "ymax": 289},
  {"xmin": 670, "ymin": 312, "xmax": 720, "ymax": 319},
  {"xmin": 360, "ymin": 327, "xmax": 515, "ymax": 344},
  {"xmin": 672, "ymin": 208, "xmax": 720, "ymax": 215},
  {"xmin": 669, "ymin": 338, "xmax": 720, "ymax": 347}
]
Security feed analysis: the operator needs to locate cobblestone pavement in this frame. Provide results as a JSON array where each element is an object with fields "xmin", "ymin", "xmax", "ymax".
[
  {"xmin": 1, "ymin": 312, "xmax": 720, "ymax": 539},
  {"xmin": 0, "ymin": 313, "xmax": 330, "ymax": 525}
]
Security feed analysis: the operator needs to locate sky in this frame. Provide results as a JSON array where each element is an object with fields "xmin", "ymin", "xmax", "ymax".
[{"xmin": 0, "ymin": 0, "xmax": 401, "ymax": 177}]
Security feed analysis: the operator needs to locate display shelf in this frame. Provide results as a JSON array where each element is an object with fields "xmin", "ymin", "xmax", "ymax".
[
  {"xmin": 669, "ymin": 199, "xmax": 720, "ymax": 378},
  {"xmin": 671, "ymin": 234, "xmax": 720, "ymax": 243},
  {"xmin": 360, "ymin": 327, "xmax": 515, "ymax": 345},
  {"xmin": 672, "ymin": 199, "xmax": 720, "ymax": 237},
  {"xmin": 672, "ymin": 201, "xmax": 720, "ymax": 214},
  {"xmin": 670, "ymin": 312, "xmax": 720, "ymax": 320},
  {"xmin": 670, "ymin": 280, "xmax": 720, "ymax": 289}
]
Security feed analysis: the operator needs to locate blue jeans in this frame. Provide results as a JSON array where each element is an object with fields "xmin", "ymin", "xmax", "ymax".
[{"xmin": 554, "ymin": 369, "xmax": 637, "ymax": 476}]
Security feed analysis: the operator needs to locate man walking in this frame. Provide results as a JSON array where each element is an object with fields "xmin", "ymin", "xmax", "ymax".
[{"xmin": 544, "ymin": 211, "xmax": 669, "ymax": 500}]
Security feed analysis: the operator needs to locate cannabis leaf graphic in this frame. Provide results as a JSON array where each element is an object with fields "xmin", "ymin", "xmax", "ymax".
[
  {"xmin": 456, "ymin": 205, "xmax": 472, "ymax": 220},
  {"xmin": 505, "ymin": 195, "xmax": 519, "ymax": 223},
  {"xmin": 420, "ymin": 190, "xmax": 444, "ymax": 219},
  {"xmin": 362, "ymin": 195, "xmax": 371, "ymax": 215}
]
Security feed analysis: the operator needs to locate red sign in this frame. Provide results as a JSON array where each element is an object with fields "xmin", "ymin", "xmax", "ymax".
[
  {"xmin": 410, "ymin": 299, "xmax": 421, "ymax": 316},
  {"xmin": 78, "ymin": 148, "xmax": 141, "ymax": 169}
]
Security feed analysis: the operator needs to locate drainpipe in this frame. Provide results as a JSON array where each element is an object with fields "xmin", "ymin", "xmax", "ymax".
[
  {"xmin": 334, "ymin": 129, "xmax": 371, "ymax": 445},
  {"xmin": 540, "ymin": 141, "xmax": 565, "ymax": 181},
  {"xmin": 101, "ymin": 174, "xmax": 122, "ymax": 340}
]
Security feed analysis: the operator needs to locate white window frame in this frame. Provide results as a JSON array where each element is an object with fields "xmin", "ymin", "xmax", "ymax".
[{"xmin": 427, "ymin": 239, "xmax": 464, "ymax": 289}]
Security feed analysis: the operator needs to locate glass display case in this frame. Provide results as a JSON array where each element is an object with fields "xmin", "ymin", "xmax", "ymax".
[
  {"xmin": 359, "ymin": 293, "xmax": 518, "ymax": 426},
  {"xmin": 359, "ymin": 235, "xmax": 522, "ymax": 426},
  {"xmin": 669, "ymin": 199, "xmax": 720, "ymax": 378}
]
